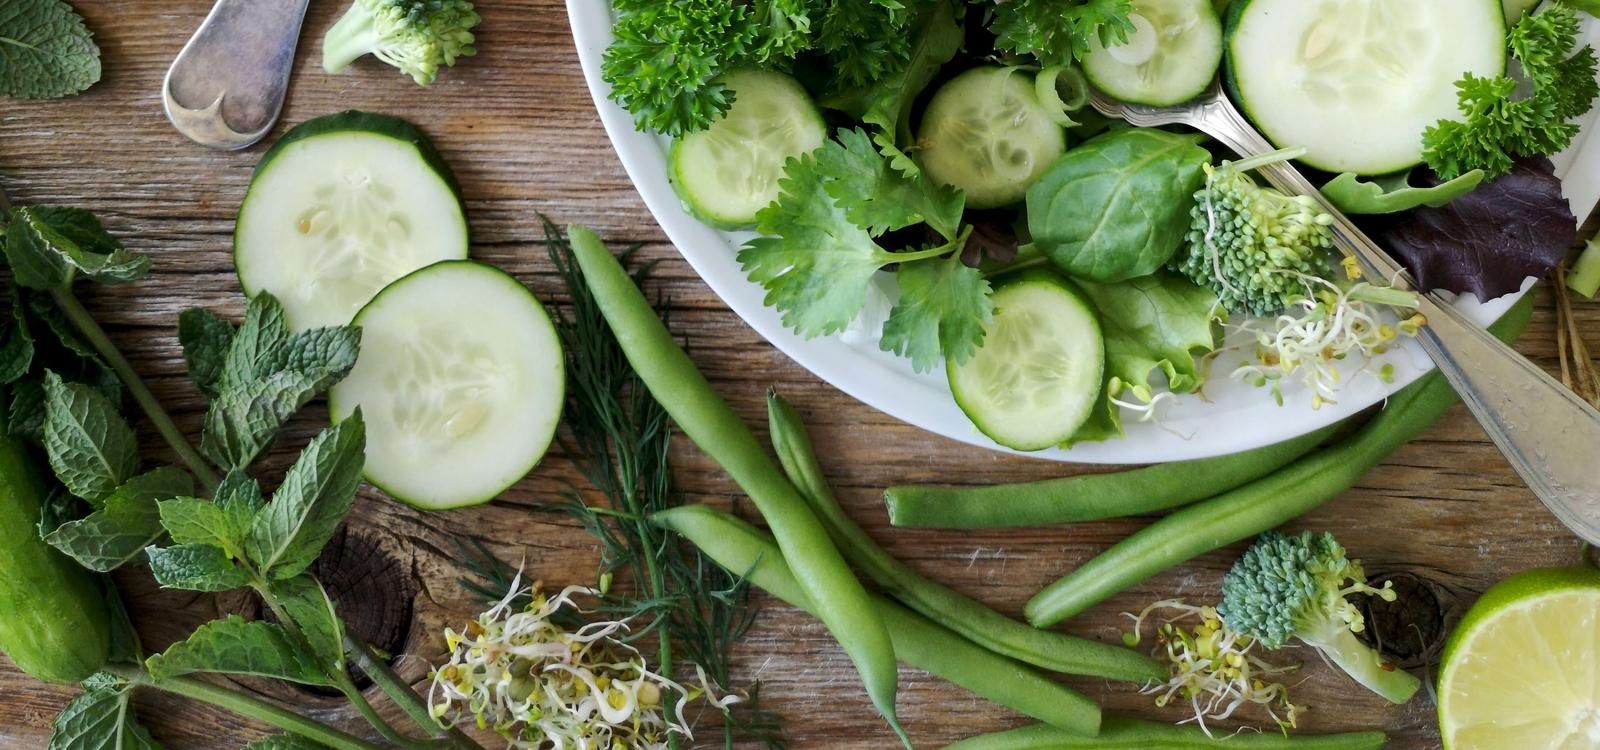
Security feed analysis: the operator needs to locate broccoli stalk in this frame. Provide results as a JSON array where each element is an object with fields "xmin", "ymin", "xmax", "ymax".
[
  {"xmin": 1568, "ymin": 235, "xmax": 1600, "ymax": 298},
  {"xmin": 322, "ymin": 0, "xmax": 480, "ymax": 86},
  {"xmin": 1219, "ymin": 531, "xmax": 1422, "ymax": 704},
  {"xmin": 1168, "ymin": 148, "xmax": 1339, "ymax": 316}
]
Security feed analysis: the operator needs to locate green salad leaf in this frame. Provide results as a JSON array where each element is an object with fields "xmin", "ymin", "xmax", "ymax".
[
  {"xmin": 1027, "ymin": 129, "xmax": 1210, "ymax": 283},
  {"xmin": 0, "ymin": 0, "xmax": 101, "ymax": 100},
  {"xmin": 146, "ymin": 616, "xmax": 332, "ymax": 686},
  {"xmin": 1322, "ymin": 169, "xmax": 1485, "ymax": 215}
]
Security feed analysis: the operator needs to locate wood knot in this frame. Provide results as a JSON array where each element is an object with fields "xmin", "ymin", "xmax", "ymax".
[{"xmin": 1354, "ymin": 571, "xmax": 1447, "ymax": 669}]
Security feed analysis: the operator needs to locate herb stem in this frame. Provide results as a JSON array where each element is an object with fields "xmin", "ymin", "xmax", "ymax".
[
  {"xmin": 345, "ymin": 633, "xmax": 478, "ymax": 747},
  {"xmin": 49, "ymin": 288, "xmax": 221, "ymax": 492},
  {"xmin": 105, "ymin": 663, "xmax": 387, "ymax": 750}
]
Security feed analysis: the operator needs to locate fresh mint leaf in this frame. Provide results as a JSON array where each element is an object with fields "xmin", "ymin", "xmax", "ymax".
[
  {"xmin": 879, "ymin": 254, "xmax": 992, "ymax": 372},
  {"xmin": 818, "ymin": 128, "xmax": 964, "ymax": 240},
  {"xmin": 46, "ymin": 678, "xmax": 160, "ymax": 750},
  {"xmin": 45, "ymin": 467, "xmax": 194, "ymax": 571},
  {"xmin": 263, "ymin": 326, "xmax": 361, "ymax": 376},
  {"xmin": 26, "ymin": 289, "xmax": 98, "ymax": 358},
  {"xmin": 215, "ymin": 468, "xmax": 266, "ymax": 543},
  {"xmin": 146, "ymin": 543, "xmax": 253, "ymax": 592},
  {"xmin": 146, "ymin": 615, "xmax": 332, "ymax": 686},
  {"xmin": 178, "ymin": 307, "xmax": 234, "ymax": 399},
  {"xmin": 42, "ymin": 371, "xmax": 139, "ymax": 504},
  {"xmin": 7, "ymin": 377, "xmax": 46, "ymax": 440},
  {"xmin": 0, "ymin": 290, "xmax": 34, "ymax": 384},
  {"xmin": 3, "ymin": 207, "xmax": 147, "ymax": 289},
  {"xmin": 246, "ymin": 414, "xmax": 366, "ymax": 580},
  {"xmin": 158, "ymin": 497, "xmax": 245, "ymax": 559},
  {"xmin": 201, "ymin": 370, "xmax": 346, "ymax": 471},
  {"xmin": 0, "ymin": 0, "xmax": 102, "ymax": 99},
  {"xmin": 270, "ymin": 576, "xmax": 345, "ymax": 670},
  {"xmin": 218, "ymin": 294, "xmax": 291, "ymax": 391}
]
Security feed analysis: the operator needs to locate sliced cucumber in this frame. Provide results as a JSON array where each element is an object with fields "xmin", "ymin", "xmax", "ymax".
[
  {"xmin": 236, "ymin": 111, "xmax": 469, "ymax": 332},
  {"xmin": 669, "ymin": 69, "xmax": 826, "ymax": 230},
  {"xmin": 1083, "ymin": 0, "xmax": 1223, "ymax": 107},
  {"xmin": 328, "ymin": 261, "xmax": 563, "ymax": 510},
  {"xmin": 947, "ymin": 271, "xmax": 1104, "ymax": 451},
  {"xmin": 1225, "ymin": 0, "xmax": 1506, "ymax": 175},
  {"xmin": 916, "ymin": 66, "xmax": 1068, "ymax": 209}
]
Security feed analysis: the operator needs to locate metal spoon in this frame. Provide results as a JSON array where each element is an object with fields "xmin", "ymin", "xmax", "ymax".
[
  {"xmin": 1091, "ymin": 83, "xmax": 1600, "ymax": 544},
  {"xmin": 163, "ymin": 0, "xmax": 312, "ymax": 149}
]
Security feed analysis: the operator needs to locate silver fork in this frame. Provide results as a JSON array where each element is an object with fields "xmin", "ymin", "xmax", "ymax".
[{"xmin": 1093, "ymin": 83, "xmax": 1600, "ymax": 545}]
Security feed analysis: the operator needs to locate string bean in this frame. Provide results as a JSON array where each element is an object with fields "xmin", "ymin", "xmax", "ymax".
[{"xmin": 942, "ymin": 719, "xmax": 1387, "ymax": 750}]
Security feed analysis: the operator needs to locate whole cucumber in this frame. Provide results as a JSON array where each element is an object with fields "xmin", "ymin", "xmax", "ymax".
[{"xmin": 0, "ymin": 418, "xmax": 110, "ymax": 683}]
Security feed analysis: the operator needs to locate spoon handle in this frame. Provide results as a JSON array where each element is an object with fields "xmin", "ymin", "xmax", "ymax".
[
  {"xmin": 1195, "ymin": 93, "xmax": 1600, "ymax": 544},
  {"xmin": 163, "ymin": 0, "xmax": 311, "ymax": 150}
]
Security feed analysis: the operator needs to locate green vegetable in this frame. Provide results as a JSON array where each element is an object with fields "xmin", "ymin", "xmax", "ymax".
[
  {"xmin": 1167, "ymin": 150, "xmax": 1337, "ymax": 316},
  {"xmin": 0, "ymin": 411, "xmax": 110, "ymax": 684},
  {"xmin": 942, "ymin": 718, "xmax": 1388, "ymax": 750},
  {"xmin": 652, "ymin": 503, "xmax": 1103, "ymax": 736},
  {"xmin": 915, "ymin": 66, "xmax": 1068, "ymax": 209},
  {"xmin": 883, "ymin": 423, "xmax": 1337, "ymax": 529},
  {"xmin": 1423, "ymin": 4, "xmax": 1600, "ymax": 180},
  {"xmin": 321, "ymin": 0, "xmax": 479, "ymax": 85},
  {"xmin": 1568, "ymin": 235, "xmax": 1600, "ymax": 298},
  {"xmin": 0, "ymin": 0, "xmax": 101, "ymax": 99},
  {"xmin": 1321, "ymin": 169, "xmax": 1485, "ymax": 215},
  {"xmin": 1220, "ymin": 530, "xmax": 1421, "ymax": 703},
  {"xmin": 990, "ymin": 0, "xmax": 1138, "ymax": 67},
  {"xmin": 48, "ymin": 674, "xmax": 162, "ymax": 750},
  {"xmin": 1024, "ymin": 293, "xmax": 1535, "ymax": 627},
  {"xmin": 827, "ymin": 0, "xmax": 965, "ymax": 169},
  {"xmin": 767, "ymin": 391, "xmax": 1164, "ymax": 683},
  {"xmin": 739, "ymin": 127, "xmax": 990, "ymax": 372},
  {"xmin": 1027, "ymin": 128, "xmax": 1210, "ymax": 283},
  {"xmin": 567, "ymin": 224, "xmax": 910, "ymax": 747}
]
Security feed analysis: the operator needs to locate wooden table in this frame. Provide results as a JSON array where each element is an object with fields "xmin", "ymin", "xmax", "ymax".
[{"xmin": 0, "ymin": 2, "xmax": 1590, "ymax": 747}]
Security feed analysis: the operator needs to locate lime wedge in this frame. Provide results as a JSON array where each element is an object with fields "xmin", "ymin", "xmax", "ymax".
[{"xmin": 1439, "ymin": 567, "xmax": 1600, "ymax": 749}]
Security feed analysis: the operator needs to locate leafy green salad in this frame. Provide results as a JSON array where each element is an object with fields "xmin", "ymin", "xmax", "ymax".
[{"xmin": 603, "ymin": 0, "xmax": 1596, "ymax": 451}]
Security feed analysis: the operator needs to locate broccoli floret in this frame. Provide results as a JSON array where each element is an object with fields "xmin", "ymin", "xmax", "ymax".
[
  {"xmin": 1219, "ymin": 531, "xmax": 1421, "ymax": 704},
  {"xmin": 1168, "ymin": 150, "xmax": 1338, "ymax": 316},
  {"xmin": 323, "ymin": 0, "xmax": 480, "ymax": 86}
]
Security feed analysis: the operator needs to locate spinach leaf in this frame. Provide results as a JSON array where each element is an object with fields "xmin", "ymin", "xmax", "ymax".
[
  {"xmin": 1322, "ymin": 168, "xmax": 1484, "ymax": 215},
  {"xmin": 1027, "ymin": 129, "xmax": 1209, "ymax": 283},
  {"xmin": 145, "ymin": 616, "xmax": 332, "ymax": 686},
  {"xmin": 46, "ymin": 677, "xmax": 160, "ymax": 750},
  {"xmin": 1370, "ymin": 157, "xmax": 1575, "ymax": 300},
  {"xmin": 0, "ymin": 0, "xmax": 101, "ymax": 100}
]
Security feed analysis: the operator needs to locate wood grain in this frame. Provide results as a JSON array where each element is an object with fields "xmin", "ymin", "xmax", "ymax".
[{"xmin": 0, "ymin": 2, "xmax": 1594, "ymax": 748}]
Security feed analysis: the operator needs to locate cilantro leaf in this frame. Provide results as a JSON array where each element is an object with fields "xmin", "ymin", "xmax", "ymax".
[
  {"xmin": 879, "ymin": 253, "xmax": 992, "ymax": 372},
  {"xmin": 819, "ymin": 128, "xmax": 964, "ymax": 240},
  {"xmin": 0, "ymin": 0, "xmax": 102, "ymax": 100},
  {"xmin": 1423, "ymin": 5, "xmax": 1600, "ymax": 179},
  {"xmin": 146, "ymin": 543, "xmax": 253, "ymax": 592},
  {"xmin": 245, "ymin": 414, "xmax": 366, "ymax": 580},
  {"xmin": 44, "ymin": 467, "xmax": 194, "ymax": 571},
  {"xmin": 42, "ymin": 370, "xmax": 139, "ymax": 504},
  {"xmin": 46, "ymin": 677, "xmax": 160, "ymax": 750},
  {"xmin": 178, "ymin": 307, "xmax": 235, "ymax": 399},
  {"xmin": 146, "ymin": 616, "xmax": 332, "ymax": 686}
]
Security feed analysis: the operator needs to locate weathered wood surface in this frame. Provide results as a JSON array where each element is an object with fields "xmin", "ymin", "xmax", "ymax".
[{"xmin": 0, "ymin": 2, "xmax": 1592, "ymax": 748}]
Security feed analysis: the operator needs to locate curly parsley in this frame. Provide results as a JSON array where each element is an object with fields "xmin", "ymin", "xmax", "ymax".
[{"xmin": 988, "ymin": 0, "xmax": 1136, "ymax": 68}]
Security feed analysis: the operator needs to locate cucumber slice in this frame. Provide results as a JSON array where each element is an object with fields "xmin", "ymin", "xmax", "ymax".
[
  {"xmin": 1225, "ymin": 0, "xmax": 1506, "ymax": 175},
  {"xmin": 670, "ymin": 69, "xmax": 826, "ymax": 230},
  {"xmin": 917, "ymin": 66, "xmax": 1068, "ymax": 209},
  {"xmin": 236, "ymin": 111, "xmax": 469, "ymax": 332},
  {"xmin": 328, "ymin": 261, "xmax": 563, "ymax": 510},
  {"xmin": 1083, "ymin": 0, "xmax": 1223, "ymax": 107},
  {"xmin": 947, "ymin": 271, "xmax": 1104, "ymax": 451}
]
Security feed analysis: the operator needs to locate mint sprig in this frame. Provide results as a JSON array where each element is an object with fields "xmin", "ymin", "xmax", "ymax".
[{"xmin": 0, "ymin": 0, "xmax": 102, "ymax": 100}]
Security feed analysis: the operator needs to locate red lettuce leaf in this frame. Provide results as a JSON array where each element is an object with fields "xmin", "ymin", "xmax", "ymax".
[{"xmin": 1369, "ymin": 157, "xmax": 1575, "ymax": 300}]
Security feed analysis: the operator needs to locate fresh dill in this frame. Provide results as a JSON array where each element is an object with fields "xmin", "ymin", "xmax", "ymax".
[{"xmin": 458, "ymin": 219, "xmax": 786, "ymax": 749}]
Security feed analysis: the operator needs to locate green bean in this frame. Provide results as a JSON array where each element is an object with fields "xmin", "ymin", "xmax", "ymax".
[
  {"xmin": 883, "ymin": 424, "xmax": 1339, "ymax": 529},
  {"xmin": 652, "ymin": 504, "xmax": 1101, "ymax": 737},
  {"xmin": 766, "ymin": 391, "xmax": 1165, "ymax": 683},
  {"xmin": 566, "ymin": 225, "xmax": 908, "ymax": 746},
  {"xmin": 1025, "ymin": 294, "xmax": 1536, "ymax": 627},
  {"xmin": 942, "ymin": 719, "xmax": 1387, "ymax": 750}
]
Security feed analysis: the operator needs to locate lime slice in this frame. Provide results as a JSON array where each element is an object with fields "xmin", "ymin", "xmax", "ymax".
[{"xmin": 1439, "ymin": 567, "xmax": 1600, "ymax": 750}]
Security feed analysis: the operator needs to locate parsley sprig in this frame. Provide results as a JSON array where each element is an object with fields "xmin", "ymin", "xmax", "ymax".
[
  {"xmin": 1423, "ymin": 3, "xmax": 1600, "ymax": 180},
  {"xmin": 739, "ymin": 127, "xmax": 992, "ymax": 372}
]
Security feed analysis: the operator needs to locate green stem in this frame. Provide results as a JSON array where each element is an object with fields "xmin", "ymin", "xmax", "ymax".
[
  {"xmin": 880, "ymin": 225, "xmax": 974, "ymax": 266},
  {"xmin": 105, "ymin": 663, "xmax": 387, "ymax": 750},
  {"xmin": 981, "ymin": 242, "xmax": 1052, "ymax": 279},
  {"xmin": 345, "ymin": 633, "xmax": 479, "ymax": 748},
  {"xmin": 49, "ymin": 288, "xmax": 221, "ymax": 493},
  {"xmin": 1347, "ymin": 284, "xmax": 1421, "ymax": 309},
  {"xmin": 1227, "ymin": 146, "xmax": 1309, "ymax": 174}
]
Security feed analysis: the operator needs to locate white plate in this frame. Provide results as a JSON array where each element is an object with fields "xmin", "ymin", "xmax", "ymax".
[{"xmin": 569, "ymin": 3, "xmax": 1600, "ymax": 463}]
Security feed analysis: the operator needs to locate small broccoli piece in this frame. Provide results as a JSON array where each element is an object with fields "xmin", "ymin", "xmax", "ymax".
[
  {"xmin": 1168, "ymin": 150, "xmax": 1338, "ymax": 316},
  {"xmin": 1219, "ymin": 531, "xmax": 1421, "ymax": 704},
  {"xmin": 323, "ymin": 0, "xmax": 480, "ymax": 86}
]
